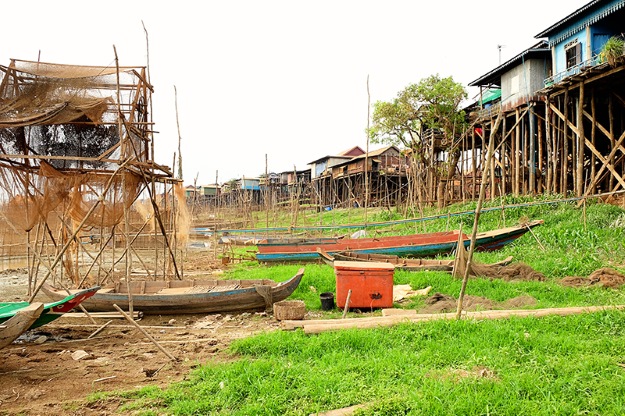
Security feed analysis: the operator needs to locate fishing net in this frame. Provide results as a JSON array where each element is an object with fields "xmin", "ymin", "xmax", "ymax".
[
  {"xmin": 3, "ymin": 161, "xmax": 142, "ymax": 232},
  {"xmin": 0, "ymin": 59, "xmax": 185, "ymax": 288},
  {"xmin": 561, "ymin": 267, "xmax": 625, "ymax": 288},
  {"xmin": 452, "ymin": 243, "xmax": 545, "ymax": 281},
  {"xmin": 0, "ymin": 59, "xmax": 150, "ymax": 166}
]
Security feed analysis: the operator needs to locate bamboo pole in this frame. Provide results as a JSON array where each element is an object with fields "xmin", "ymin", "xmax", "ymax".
[
  {"xmin": 577, "ymin": 83, "xmax": 585, "ymax": 197},
  {"xmin": 342, "ymin": 289, "xmax": 352, "ymax": 319},
  {"xmin": 113, "ymin": 45, "xmax": 134, "ymax": 316},
  {"xmin": 113, "ymin": 304, "xmax": 177, "ymax": 362},
  {"xmin": 365, "ymin": 74, "xmax": 370, "ymax": 224},
  {"xmin": 456, "ymin": 114, "xmax": 501, "ymax": 319}
]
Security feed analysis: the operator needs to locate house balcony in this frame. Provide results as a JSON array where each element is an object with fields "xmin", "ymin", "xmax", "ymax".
[
  {"xmin": 543, "ymin": 54, "xmax": 605, "ymax": 87},
  {"xmin": 473, "ymin": 102, "xmax": 502, "ymax": 121}
]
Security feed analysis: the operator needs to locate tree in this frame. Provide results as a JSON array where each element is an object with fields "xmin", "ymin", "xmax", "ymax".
[{"xmin": 368, "ymin": 74, "xmax": 468, "ymax": 206}]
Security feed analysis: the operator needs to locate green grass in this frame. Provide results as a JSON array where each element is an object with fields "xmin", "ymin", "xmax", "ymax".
[
  {"xmin": 116, "ymin": 312, "xmax": 625, "ymax": 415},
  {"xmin": 101, "ymin": 198, "xmax": 625, "ymax": 415}
]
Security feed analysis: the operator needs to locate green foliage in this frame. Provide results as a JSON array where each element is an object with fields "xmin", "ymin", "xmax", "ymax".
[
  {"xmin": 371, "ymin": 207, "xmax": 403, "ymax": 222},
  {"xmin": 368, "ymin": 74, "xmax": 467, "ymax": 155},
  {"xmin": 601, "ymin": 36, "xmax": 624, "ymax": 66}
]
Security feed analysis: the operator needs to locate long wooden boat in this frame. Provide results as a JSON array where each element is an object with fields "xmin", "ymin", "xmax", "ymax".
[
  {"xmin": 317, "ymin": 248, "xmax": 514, "ymax": 272},
  {"xmin": 41, "ymin": 268, "xmax": 305, "ymax": 315},
  {"xmin": 255, "ymin": 220, "xmax": 543, "ymax": 263},
  {"xmin": 0, "ymin": 302, "xmax": 44, "ymax": 349},
  {"xmin": 317, "ymin": 248, "xmax": 455, "ymax": 271},
  {"xmin": 0, "ymin": 286, "xmax": 99, "ymax": 332}
]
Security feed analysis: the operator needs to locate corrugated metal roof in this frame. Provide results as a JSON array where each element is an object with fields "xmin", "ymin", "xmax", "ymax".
[
  {"xmin": 468, "ymin": 40, "xmax": 550, "ymax": 87},
  {"xmin": 307, "ymin": 155, "xmax": 352, "ymax": 165},
  {"xmin": 535, "ymin": 0, "xmax": 625, "ymax": 45}
]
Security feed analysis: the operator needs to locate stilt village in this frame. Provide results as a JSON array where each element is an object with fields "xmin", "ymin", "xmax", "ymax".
[{"xmin": 2, "ymin": 2, "xmax": 625, "ymax": 415}]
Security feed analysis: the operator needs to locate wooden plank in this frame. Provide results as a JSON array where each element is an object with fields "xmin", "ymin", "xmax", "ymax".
[{"xmin": 300, "ymin": 305, "xmax": 625, "ymax": 334}]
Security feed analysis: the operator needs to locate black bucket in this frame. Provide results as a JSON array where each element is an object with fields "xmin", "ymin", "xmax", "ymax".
[{"xmin": 320, "ymin": 292, "xmax": 335, "ymax": 311}]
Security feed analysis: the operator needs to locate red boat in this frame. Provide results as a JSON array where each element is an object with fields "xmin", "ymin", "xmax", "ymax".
[{"xmin": 255, "ymin": 220, "xmax": 543, "ymax": 263}]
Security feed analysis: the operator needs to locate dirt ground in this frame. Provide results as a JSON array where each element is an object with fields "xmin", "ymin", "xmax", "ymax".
[{"xmin": 0, "ymin": 248, "xmax": 286, "ymax": 416}]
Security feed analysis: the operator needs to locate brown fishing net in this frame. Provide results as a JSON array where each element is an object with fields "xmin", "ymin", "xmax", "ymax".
[
  {"xmin": 0, "ymin": 59, "xmax": 149, "ymax": 165},
  {"xmin": 4, "ymin": 161, "xmax": 142, "ymax": 232},
  {"xmin": 420, "ymin": 292, "xmax": 537, "ymax": 314},
  {"xmin": 453, "ymin": 243, "xmax": 545, "ymax": 281},
  {"xmin": 0, "ymin": 58, "xmax": 185, "ymax": 289},
  {"xmin": 561, "ymin": 267, "xmax": 625, "ymax": 288}
]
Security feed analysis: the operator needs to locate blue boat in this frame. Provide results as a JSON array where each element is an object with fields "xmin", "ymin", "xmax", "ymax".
[{"xmin": 255, "ymin": 220, "xmax": 544, "ymax": 263}]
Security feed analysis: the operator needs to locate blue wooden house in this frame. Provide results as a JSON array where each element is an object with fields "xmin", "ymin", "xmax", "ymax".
[
  {"xmin": 537, "ymin": 0, "xmax": 625, "ymax": 85},
  {"xmin": 465, "ymin": 0, "xmax": 625, "ymax": 201}
]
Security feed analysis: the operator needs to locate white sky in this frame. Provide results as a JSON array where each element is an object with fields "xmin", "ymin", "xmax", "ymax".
[{"xmin": 2, "ymin": 0, "xmax": 590, "ymax": 185}]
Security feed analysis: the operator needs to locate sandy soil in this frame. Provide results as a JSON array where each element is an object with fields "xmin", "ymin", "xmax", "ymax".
[{"xmin": 0, "ymin": 250, "xmax": 285, "ymax": 416}]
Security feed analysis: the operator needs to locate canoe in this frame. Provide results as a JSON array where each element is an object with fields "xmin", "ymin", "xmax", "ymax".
[
  {"xmin": 255, "ymin": 220, "xmax": 544, "ymax": 263},
  {"xmin": 317, "ymin": 248, "xmax": 456, "ymax": 271},
  {"xmin": 0, "ymin": 286, "xmax": 100, "ymax": 332},
  {"xmin": 0, "ymin": 302, "xmax": 44, "ymax": 349},
  {"xmin": 41, "ymin": 268, "xmax": 305, "ymax": 315},
  {"xmin": 317, "ymin": 248, "xmax": 514, "ymax": 272}
]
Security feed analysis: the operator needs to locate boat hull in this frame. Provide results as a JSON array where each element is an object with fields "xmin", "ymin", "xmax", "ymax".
[
  {"xmin": 255, "ymin": 220, "xmax": 543, "ymax": 263},
  {"xmin": 0, "ymin": 303, "xmax": 44, "ymax": 349},
  {"xmin": 41, "ymin": 269, "xmax": 305, "ymax": 315},
  {"xmin": 0, "ymin": 286, "xmax": 99, "ymax": 331}
]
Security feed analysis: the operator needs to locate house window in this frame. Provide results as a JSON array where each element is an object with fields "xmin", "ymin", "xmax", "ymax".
[
  {"xmin": 510, "ymin": 75, "xmax": 519, "ymax": 95},
  {"xmin": 565, "ymin": 42, "xmax": 582, "ymax": 68}
]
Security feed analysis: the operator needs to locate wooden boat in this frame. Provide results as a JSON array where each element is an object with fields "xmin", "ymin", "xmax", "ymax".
[
  {"xmin": 0, "ymin": 302, "xmax": 44, "ymax": 349},
  {"xmin": 317, "ymin": 248, "xmax": 514, "ymax": 272},
  {"xmin": 317, "ymin": 248, "xmax": 455, "ymax": 271},
  {"xmin": 41, "ymin": 268, "xmax": 305, "ymax": 315},
  {"xmin": 0, "ymin": 286, "xmax": 99, "ymax": 334},
  {"xmin": 259, "ymin": 235, "xmax": 345, "ymax": 244},
  {"xmin": 255, "ymin": 220, "xmax": 544, "ymax": 263}
]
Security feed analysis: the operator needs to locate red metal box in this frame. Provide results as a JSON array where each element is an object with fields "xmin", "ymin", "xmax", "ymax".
[{"xmin": 334, "ymin": 260, "xmax": 394, "ymax": 309}]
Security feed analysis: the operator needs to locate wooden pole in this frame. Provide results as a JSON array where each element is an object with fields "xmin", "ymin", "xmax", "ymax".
[
  {"xmin": 113, "ymin": 45, "xmax": 134, "ymax": 317},
  {"xmin": 88, "ymin": 320, "xmax": 113, "ymax": 339},
  {"xmin": 365, "ymin": 74, "xmax": 370, "ymax": 225},
  {"xmin": 297, "ymin": 305, "xmax": 625, "ymax": 334},
  {"xmin": 456, "ymin": 114, "xmax": 501, "ymax": 319},
  {"xmin": 342, "ymin": 289, "xmax": 352, "ymax": 319},
  {"xmin": 113, "ymin": 304, "xmax": 177, "ymax": 362},
  {"xmin": 577, "ymin": 83, "xmax": 585, "ymax": 197},
  {"xmin": 265, "ymin": 155, "xmax": 269, "ymax": 231},
  {"xmin": 514, "ymin": 108, "xmax": 520, "ymax": 196}
]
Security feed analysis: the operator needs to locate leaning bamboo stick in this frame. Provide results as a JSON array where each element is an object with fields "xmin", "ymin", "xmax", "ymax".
[
  {"xmin": 113, "ymin": 304, "xmax": 177, "ymax": 362},
  {"xmin": 341, "ymin": 290, "xmax": 352, "ymax": 319},
  {"xmin": 88, "ymin": 320, "xmax": 113, "ymax": 339}
]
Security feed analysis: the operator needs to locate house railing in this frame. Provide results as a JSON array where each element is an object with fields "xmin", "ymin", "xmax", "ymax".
[
  {"xmin": 474, "ymin": 102, "xmax": 502, "ymax": 120},
  {"xmin": 544, "ymin": 54, "xmax": 603, "ymax": 87}
]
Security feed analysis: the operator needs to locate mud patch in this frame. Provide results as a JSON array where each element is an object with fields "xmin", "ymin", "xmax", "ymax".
[
  {"xmin": 501, "ymin": 295, "xmax": 537, "ymax": 309},
  {"xmin": 420, "ymin": 293, "xmax": 495, "ymax": 313}
]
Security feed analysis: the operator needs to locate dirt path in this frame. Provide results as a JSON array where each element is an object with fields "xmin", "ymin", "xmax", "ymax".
[
  {"xmin": 0, "ymin": 249, "xmax": 284, "ymax": 415},
  {"xmin": 0, "ymin": 309, "xmax": 280, "ymax": 415}
]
